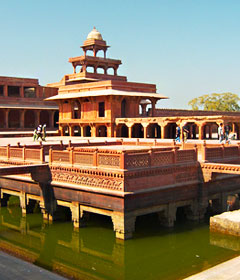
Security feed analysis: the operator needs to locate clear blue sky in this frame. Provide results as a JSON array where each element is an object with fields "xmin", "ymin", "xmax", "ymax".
[{"xmin": 1, "ymin": 0, "xmax": 240, "ymax": 109}]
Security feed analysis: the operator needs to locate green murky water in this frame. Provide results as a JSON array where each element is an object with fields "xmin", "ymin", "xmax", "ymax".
[{"xmin": 0, "ymin": 198, "xmax": 239, "ymax": 280}]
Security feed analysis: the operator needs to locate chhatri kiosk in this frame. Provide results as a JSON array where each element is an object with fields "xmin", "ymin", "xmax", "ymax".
[{"xmin": 48, "ymin": 28, "xmax": 240, "ymax": 140}]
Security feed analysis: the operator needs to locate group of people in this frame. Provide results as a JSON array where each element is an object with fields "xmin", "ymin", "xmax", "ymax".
[
  {"xmin": 33, "ymin": 124, "xmax": 47, "ymax": 141},
  {"xmin": 175, "ymin": 125, "xmax": 189, "ymax": 143},
  {"xmin": 218, "ymin": 123, "xmax": 235, "ymax": 144},
  {"xmin": 175, "ymin": 123, "xmax": 235, "ymax": 144}
]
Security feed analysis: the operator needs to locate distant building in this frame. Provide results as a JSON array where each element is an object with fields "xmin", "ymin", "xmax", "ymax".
[
  {"xmin": 47, "ymin": 27, "xmax": 240, "ymax": 140},
  {"xmin": 0, "ymin": 76, "xmax": 58, "ymax": 131}
]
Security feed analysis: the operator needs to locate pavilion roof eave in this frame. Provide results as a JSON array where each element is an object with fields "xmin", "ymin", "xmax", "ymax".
[{"xmin": 45, "ymin": 89, "xmax": 169, "ymax": 101}]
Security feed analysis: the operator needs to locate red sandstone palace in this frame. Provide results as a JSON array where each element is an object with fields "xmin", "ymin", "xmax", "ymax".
[
  {"xmin": 46, "ymin": 27, "xmax": 240, "ymax": 140},
  {"xmin": 2, "ymin": 27, "xmax": 240, "ymax": 138},
  {"xmin": 0, "ymin": 76, "xmax": 58, "ymax": 131}
]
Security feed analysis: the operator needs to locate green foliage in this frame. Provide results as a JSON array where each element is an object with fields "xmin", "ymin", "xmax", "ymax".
[{"xmin": 188, "ymin": 92, "xmax": 240, "ymax": 111}]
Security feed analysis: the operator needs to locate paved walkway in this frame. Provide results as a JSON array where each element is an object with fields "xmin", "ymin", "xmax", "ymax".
[
  {"xmin": 184, "ymin": 255, "xmax": 240, "ymax": 280},
  {"xmin": 0, "ymin": 251, "xmax": 66, "ymax": 280}
]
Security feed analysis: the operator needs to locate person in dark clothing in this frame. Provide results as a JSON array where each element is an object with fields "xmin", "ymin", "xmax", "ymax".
[
  {"xmin": 224, "ymin": 124, "xmax": 231, "ymax": 144},
  {"xmin": 182, "ymin": 125, "xmax": 189, "ymax": 142}
]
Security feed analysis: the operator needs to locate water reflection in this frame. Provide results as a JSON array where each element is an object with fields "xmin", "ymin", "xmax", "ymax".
[{"xmin": 0, "ymin": 203, "xmax": 239, "ymax": 280}]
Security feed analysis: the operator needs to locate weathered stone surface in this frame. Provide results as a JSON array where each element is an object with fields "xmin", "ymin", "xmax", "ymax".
[{"xmin": 210, "ymin": 210, "xmax": 240, "ymax": 236}]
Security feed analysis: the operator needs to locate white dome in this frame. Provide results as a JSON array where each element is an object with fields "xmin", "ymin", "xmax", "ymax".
[{"xmin": 87, "ymin": 27, "xmax": 103, "ymax": 40}]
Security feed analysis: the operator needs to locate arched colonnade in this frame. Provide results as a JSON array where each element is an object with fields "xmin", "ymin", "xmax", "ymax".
[
  {"xmin": 60, "ymin": 120, "xmax": 240, "ymax": 140},
  {"xmin": 0, "ymin": 109, "xmax": 59, "ymax": 129}
]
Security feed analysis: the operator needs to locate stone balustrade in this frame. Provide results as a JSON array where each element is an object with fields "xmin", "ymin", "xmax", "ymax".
[
  {"xmin": 49, "ymin": 146, "xmax": 198, "ymax": 170},
  {"xmin": 0, "ymin": 145, "xmax": 45, "ymax": 163},
  {"xmin": 202, "ymin": 142, "xmax": 240, "ymax": 162}
]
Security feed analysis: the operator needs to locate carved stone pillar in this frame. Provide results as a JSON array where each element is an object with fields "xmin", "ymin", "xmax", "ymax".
[
  {"xmin": 70, "ymin": 203, "xmax": 88, "ymax": 228},
  {"xmin": 209, "ymin": 125, "xmax": 213, "ymax": 139},
  {"xmin": 35, "ymin": 86, "xmax": 40, "ymax": 98},
  {"xmin": 20, "ymin": 110, "xmax": 25, "ymax": 128},
  {"xmin": 3, "ymin": 85, "xmax": 8, "ymax": 97},
  {"xmin": 161, "ymin": 124, "xmax": 167, "ymax": 139},
  {"xmin": 151, "ymin": 99, "xmax": 157, "ymax": 117},
  {"xmin": 91, "ymin": 125, "xmax": 97, "ymax": 137},
  {"xmin": 158, "ymin": 203, "xmax": 176, "ymax": 227},
  {"xmin": 113, "ymin": 124, "xmax": 117, "ymax": 138},
  {"xmin": 127, "ymin": 124, "xmax": 133, "ymax": 138},
  {"xmin": 111, "ymin": 212, "xmax": 136, "ymax": 240},
  {"xmin": 107, "ymin": 124, "xmax": 113, "ymax": 137},
  {"xmin": 19, "ymin": 191, "xmax": 27, "ymax": 215},
  {"xmin": 141, "ymin": 104, "xmax": 147, "ymax": 116},
  {"xmin": 35, "ymin": 110, "xmax": 40, "ymax": 127},
  {"xmin": 197, "ymin": 123, "xmax": 205, "ymax": 140},
  {"xmin": 59, "ymin": 125, "xmax": 64, "ymax": 136},
  {"xmin": 5, "ymin": 109, "xmax": 9, "ymax": 128},
  {"xmin": 20, "ymin": 86, "xmax": 24, "ymax": 98},
  {"xmin": 69, "ymin": 125, "xmax": 74, "ymax": 136},
  {"xmin": 70, "ymin": 202, "xmax": 81, "ymax": 228},
  {"xmin": 80, "ymin": 126, "xmax": 84, "ymax": 137},
  {"xmin": 142, "ymin": 123, "xmax": 149, "ymax": 138}
]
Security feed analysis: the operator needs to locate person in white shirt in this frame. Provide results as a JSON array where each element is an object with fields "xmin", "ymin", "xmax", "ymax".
[{"xmin": 218, "ymin": 123, "xmax": 224, "ymax": 143}]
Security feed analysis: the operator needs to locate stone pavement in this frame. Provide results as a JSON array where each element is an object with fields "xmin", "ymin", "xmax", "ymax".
[
  {"xmin": 0, "ymin": 251, "xmax": 67, "ymax": 280},
  {"xmin": 0, "ymin": 135, "xmax": 232, "ymax": 147},
  {"xmin": 184, "ymin": 255, "xmax": 240, "ymax": 280}
]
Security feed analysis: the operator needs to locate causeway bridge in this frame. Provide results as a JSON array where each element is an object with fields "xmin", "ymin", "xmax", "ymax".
[{"xmin": 1, "ymin": 139, "xmax": 240, "ymax": 239}]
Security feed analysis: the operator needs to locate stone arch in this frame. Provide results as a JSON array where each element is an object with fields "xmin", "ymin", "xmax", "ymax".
[
  {"xmin": 85, "ymin": 49, "xmax": 94, "ymax": 56},
  {"xmin": 63, "ymin": 126, "xmax": 69, "ymax": 136},
  {"xmin": 132, "ymin": 123, "xmax": 144, "ymax": 138},
  {"xmin": 40, "ymin": 111, "xmax": 49, "ymax": 126},
  {"xmin": 84, "ymin": 125, "xmax": 91, "ymax": 137},
  {"xmin": 96, "ymin": 49, "xmax": 104, "ymax": 58},
  {"xmin": 86, "ymin": 65, "xmax": 95, "ymax": 73},
  {"xmin": 203, "ymin": 122, "xmax": 218, "ymax": 139},
  {"xmin": 24, "ymin": 110, "xmax": 35, "ymax": 128},
  {"xmin": 116, "ymin": 124, "xmax": 128, "ymax": 137},
  {"xmin": 0, "ymin": 109, "xmax": 5, "ymax": 128},
  {"xmin": 165, "ymin": 123, "xmax": 177, "ymax": 139},
  {"xmin": 184, "ymin": 122, "xmax": 198, "ymax": 139},
  {"xmin": 54, "ymin": 111, "xmax": 59, "ymax": 128},
  {"xmin": 9, "ymin": 110, "xmax": 20, "ymax": 128},
  {"xmin": 72, "ymin": 100, "xmax": 81, "ymax": 119},
  {"xmin": 97, "ymin": 125, "xmax": 107, "ymax": 137},
  {"xmin": 147, "ymin": 123, "xmax": 161, "ymax": 138},
  {"xmin": 107, "ymin": 67, "xmax": 114, "ymax": 75},
  {"xmin": 73, "ymin": 125, "xmax": 81, "ymax": 136},
  {"xmin": 96, "ymin": 67, "xmax": 105, "ymax": 74}
]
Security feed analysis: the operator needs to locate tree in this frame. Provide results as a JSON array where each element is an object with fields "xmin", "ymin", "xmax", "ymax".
[{"xmin": 188, "ymin": 92, "xmax": 240, "ymax": 111}]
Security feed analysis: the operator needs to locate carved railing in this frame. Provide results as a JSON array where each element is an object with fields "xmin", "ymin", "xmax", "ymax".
[
  {"xmin": 49, "ymin": 147, "xmax": 197, "ymax": 170},
  {"xmin": 0, "ymin": 145, "xmax": 45, "ymax": 163},
  {"xmin": 202, "ymin": 143, "xmax": 240, "ymax": 162}
]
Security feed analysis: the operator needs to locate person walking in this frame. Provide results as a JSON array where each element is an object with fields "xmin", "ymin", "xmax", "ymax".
[
  {"xmin": 175, "ymin": 125, "xmax": 181, "ymax": 143},
  {"xmin": 42, "ymin": 124, "xmax": 47, "ymax": 141},
  {"xmin": 182, "ymin": 124, "xmax": 189, "ymax": 142},
  {"xmin": 224, "ymin": 124, "xmax": 231, "ymax": 144},
  {"xmin": 36, "ymin": 125, "xmax": 43, "ymax": 141},
  {"xmin": 33, "ymin": 127, "xmax": 37, "ymax": 141},
  {"xmin": 218, "ymin": 123, "xmax": 224, "ymax": 143}
]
